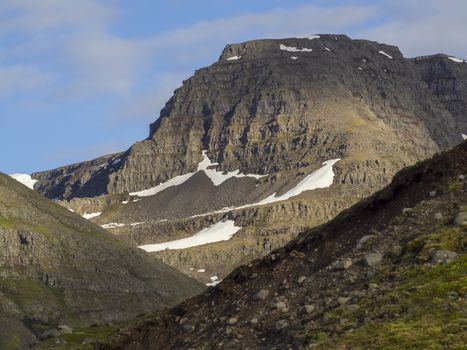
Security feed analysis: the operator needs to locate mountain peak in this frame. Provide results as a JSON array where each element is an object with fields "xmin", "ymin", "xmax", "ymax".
[{"xmin": 219, "ymin": 34, "xmax": 403, "ymax": 61}]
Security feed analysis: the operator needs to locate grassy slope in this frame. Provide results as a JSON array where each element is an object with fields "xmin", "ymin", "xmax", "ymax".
[{"xmin": 315, "ymin": 225, "xmax": 466, "ymax": 350}]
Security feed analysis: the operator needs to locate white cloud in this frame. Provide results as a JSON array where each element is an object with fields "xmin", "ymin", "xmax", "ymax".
[
  {"xmin": 0, "ymin": 64, "xmax": 53, "ymax": 97},
  {"xmin": 360, "ymin": 0, "xmax": 467, "ymax": 58},
  {"xmin": 117, "ymin": 72, "xmax": 189, "ymax": 123}
]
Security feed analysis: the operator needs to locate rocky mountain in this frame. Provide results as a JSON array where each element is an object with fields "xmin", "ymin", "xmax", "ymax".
[
  {"xmin": 48, "ymin": 140, "xmax": 466, "ymax": 350},
  {"xmin": 26, "ymin": 34, "xmax": 467, "ymax": 284},
  {"xmin": 0, "ymin": 173, "xmax": 204, "ymax": 349}
]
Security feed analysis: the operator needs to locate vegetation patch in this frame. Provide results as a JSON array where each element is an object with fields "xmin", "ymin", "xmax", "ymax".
[{"xmin": 314, "ymin": 254, "xmax": 467, "ymax": 349}]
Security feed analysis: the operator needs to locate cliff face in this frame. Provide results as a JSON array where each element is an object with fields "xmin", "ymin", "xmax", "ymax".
[
  {"xmin": 0, "ymin": 174, "xmax": 204, "ymax": 349},
  {"xmin": 32, "ymin": 35, "xmax": 466, "ymax": 199}
]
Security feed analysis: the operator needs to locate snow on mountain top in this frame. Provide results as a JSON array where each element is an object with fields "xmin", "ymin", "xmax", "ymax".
[
  {"xmin": 378, "ymin": 50, "xmax": 393, "ymax": 59},
  {"xmin": 280, "ymin": 44, "xmax": 312, "ymax": 52},
  {"xmin": 9, "ymin": 174, "xmax": 38, "ymax": 190},
  {"xmin": 138, "ymin": 220, "xmax": 242, "ymax": 252},
  {"xmin": 307, "ymin": 35, "xmax": 320, "ymax": 40},
  {"xmin": 448, "ymin": 56, "xmax": 465, "ymax": 63}
]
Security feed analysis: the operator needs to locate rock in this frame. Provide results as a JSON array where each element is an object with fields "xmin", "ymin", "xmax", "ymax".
[
  {"xmin": 429, "ymin": 190, "xmax": 437, "ymax": 197},
  {"xmin": 57, "ymin": 325, "xmax": 73, "ymax": 334},
  {"xmin": 290, "ymin": 320, "xmax": 304, "ymax": 330},
  {"xmin": 275, "ymin": 301, "xmax": 288, "ymax": 312},
  {"xmin": 297, "ymin": 276, "xmax": 307, "ymax": 285},
  {"xmin": 363, "ymin": 252, "xmax": 383, "ymax": 267},
  {"xmin": 430, "ymin": 250, "xmax": 458, "ymax": 264},
  {"xmin": 40, "ymin": 329, "xmax": 61, "ymax": 340},
  {"xmin": 183, "ymin": 324, "xmax": 195, "ymax": 333},
  {"xmin": 346, "ymin": 304, "xmax": 360, "ymax": 311},
  {"xmin": 402, "ymin": 208, "xmax": 414, "ymax": 214},
  {"xmin": 275, "ymin": 320, "xmax": 289, "ymax": 331},
  {"xmin": 453, "ymin": 212, "xmax": 466, "ymax": 226},
  {"xmin": 337, "ymin": 297, "xmax": 351, "ymax": 306},
  {"xmin": 434, "ymin": 212, "xmax": 443, "ymax": 220},
  {"xmin": 304, "ymin": 305, "xmax": 315, "ymax": 314},
  {"xmin": 227, "ymin": 317, "xmax": 238, "ymax": 325},
  {"xmin": 252, "ymin": 289, "xmax": 270, "ymax": 301},
  {"xmin": 356, "ymin": 235, "xmax": 375, "ymax": 250},
  {"xmin": 332, "ymin": 258, "xmax": 353, "ymax": 270}
]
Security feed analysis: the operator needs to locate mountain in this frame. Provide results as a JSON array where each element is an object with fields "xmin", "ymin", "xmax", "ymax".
[
  {"xmin": 0, "ymin": 173, "xmax": 204, "ymax": 349},
  {"xmin": 63, "ymin": 140, "xmax": 465, "ymax": 350},
  {"xmin": 27, "ymin": 34, "xmax": 467, "ymax": 283}
]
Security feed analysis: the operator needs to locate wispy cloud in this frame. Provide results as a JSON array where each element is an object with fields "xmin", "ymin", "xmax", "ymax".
[{"xmin": 362, "ymin": 0, "xmax": 467, "ymax": 58}]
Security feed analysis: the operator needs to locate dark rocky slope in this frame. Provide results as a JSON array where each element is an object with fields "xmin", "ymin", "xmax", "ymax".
[
  {"xmin": 0, "ymin": 174, "xmax": 204, "ymax": 349},
  {"xmin": 70, "ymin": 141, "xmax": 467, "ymax": 350}
]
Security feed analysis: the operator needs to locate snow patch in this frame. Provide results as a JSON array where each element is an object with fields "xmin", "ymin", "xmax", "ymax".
[
  {"xmin": 197, "ymin": 269, "xmax": 205, "ymax": 273},
  {"xmin": 448, "ymin": 56, "xmax": 465, "ymax": 63},
  {"xmin": 130, "ymin": 151, "xmax": 266, "ymax": 197},
  {"xmin": 255, "ymin": 159, "xmax": 340, "ymax": 205},
  {"xmin": 290, "ymin": 56, "xmax": 298, "ymax": 60},
  {"xmin": 130, "ymin": 222, "xmax": 145, "ymax": 226},
  {"xmin": 9, "ymin": 174, "xmax": 38, "ymax": 190},
  {"xmin": 280, "ymin": 44, "xmax": 312, "ymax": 52},
  {"xmin": 101, "ymin": 223, "xmax": 125, "ymax": 229},
  {"xmin": 130, "ymin": 172, "xmax": 195, "ymax": 197},
  {"xmin": 68, "ymin": 208, "xmax": 75, "ymax": 212},
  {"xmin": 191, "ymin": 159, "xmax": 340, "ymax": 218},
  {"xmin": 206, "ymin": 276, "xmax": 221, "ymax": 287},
  {"xmin": 358, "ymin": 67, "xmax": 363, "ymax": 70},
  {"xmin": 138, "ymin": 220, "xmax": 242, "ymax": 252},
  {"xmin": 121, "ymin": 200, "xmax": 129, "ymax": 204},
  {"xmin": 378, "ymin": 50, "xmax": 393, "ymax": 59},
  {"xmin": 325, "ymin": 47, "xmax": 331, "ymax": 52},
  {"xmin": 462, "ymin": 134, "xmax": 467, "ymax": 140},
  {"xmin": 227, "ymin": 55, "xmax": 241, "ymax": 61},
  {"xmin": 307, "ymin": 35, "xmax": 320, "ymax": 40},
  {"xmin": 82, "ymin": 212, "xmax": 101, "ymax": 219}
]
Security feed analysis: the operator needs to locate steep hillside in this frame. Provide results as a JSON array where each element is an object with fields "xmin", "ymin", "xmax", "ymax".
[
  {"xmin": 26, "ymin": 35, "xmax": 467, "ymax": 283},
  {"xmin": 0, "ymin": 174, "xmax": 204, "ymax": 349},
  {"xmin": 55, "ymin": 141, "xmax": 466, "ymax": 350}
]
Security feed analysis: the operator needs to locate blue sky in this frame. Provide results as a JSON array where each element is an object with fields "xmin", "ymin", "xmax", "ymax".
[{"xmin": 1, "ymin": 0, "xmax": 466, "ymax": 174}]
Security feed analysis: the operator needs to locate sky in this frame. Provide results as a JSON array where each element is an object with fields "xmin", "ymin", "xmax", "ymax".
[{"xmin": 1, "ymin": 0, "xmax": 466, "ymax": 174}]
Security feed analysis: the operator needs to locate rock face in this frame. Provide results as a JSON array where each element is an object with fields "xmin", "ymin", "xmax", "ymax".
[
  {"xmin": 33, "ymin": 35, "xmax": 466, "ymax": 199},
  {"xmin": 0, "ymin": 174, "xmax": 204, "ymax": 349},
  {"xmin": 92, "ymin": 141, "xmax": 467, "ymax": 350},
  {"xmin": 27, "ymin": 35, "xmax": 467, "ymax": 284}
]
